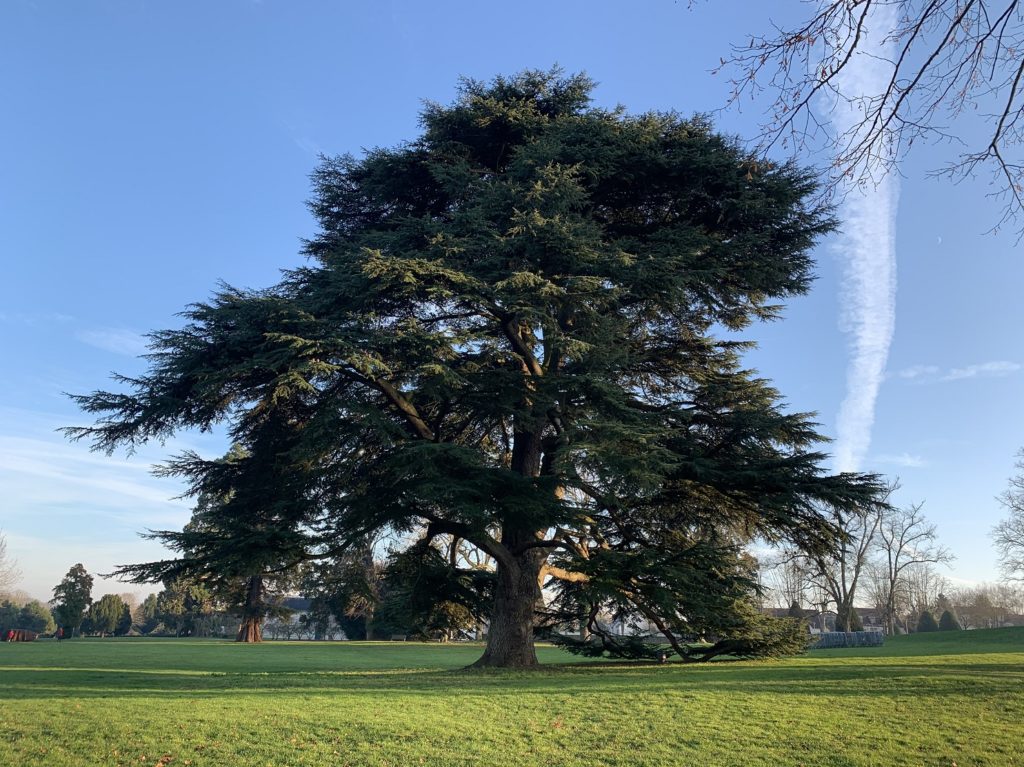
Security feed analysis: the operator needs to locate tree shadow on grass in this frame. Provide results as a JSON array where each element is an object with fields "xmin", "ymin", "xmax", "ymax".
[{"xmin": 2, "ymin": 658, "xmax": 1021, "ymax": 701}]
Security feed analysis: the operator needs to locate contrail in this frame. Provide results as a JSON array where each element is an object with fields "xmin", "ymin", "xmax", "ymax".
[{"xmin": 830, "ymin": 5, "xmax": 900, "ymax": 473}]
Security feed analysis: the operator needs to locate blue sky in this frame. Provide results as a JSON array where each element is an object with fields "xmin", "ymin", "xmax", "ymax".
[{"xmin": 1, "ymin": 1, "xmax": 1021, "ymax": 601}]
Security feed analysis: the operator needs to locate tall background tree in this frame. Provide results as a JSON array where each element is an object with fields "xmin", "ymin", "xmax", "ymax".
[
  {"xmin": 113, "ymin": 445, "xmax": 307, "ymax": 642},
  {"xmin": 152, "ymin": 577, "xmax": 215, "ymax": 637},
  {"xmin": 301, "ymin": 541, "xmax": 386, "ymax": 641},
  {"xmin": 994, "ymin": 449, "xmax": 1024, "ymax": 580},
  {"xmin": 801, "ymin": 500, "xmax": 884, "ymax": 631},
  {"xmin": 0, "ymin": 532, "xmax": 20, "ymax": 596},
  {"xmin": 135, "ymin": 593, "xmax": 160, "ymax": 634},
  {"xmin": 50, "ymin": 564, "xmax": 93, "ymax": 637},
  {"xmin": 876, "ymin": 503, "xmax": 954, "ymax": 634},
  {"xmin": 68, "ymin": 69, "xmax": 887, "ymax": 668},
  {"xmin": 720, "ymin": 0, "xmax": 1024, "ymax": 235},
  {"xmin": 88, "ymin": 594, "xmax": 128, "ymax": 637}
]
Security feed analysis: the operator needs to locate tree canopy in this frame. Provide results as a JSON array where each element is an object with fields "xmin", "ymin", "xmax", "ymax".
[
  {"xmin": 89, "ymin": 593, "xmax": 128, "ymax": 637},
  {"xmin": 68, "ymin": 69, "xmax": 887, "ymax": 667},
  {"xmin": 50, "ymin": 563, "xmax": 93, "ymax": 636}
]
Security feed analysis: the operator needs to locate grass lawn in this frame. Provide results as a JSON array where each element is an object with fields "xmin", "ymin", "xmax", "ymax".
[{"xmin": 0, "ymin": 628, "xmax": 1021, "ymax": 766}]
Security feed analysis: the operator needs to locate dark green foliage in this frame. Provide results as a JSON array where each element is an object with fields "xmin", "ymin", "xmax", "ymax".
[
  {"xmin": 89, "ymin": 594, "xmax": 126, "ymax": 636},
  {"xmin": 376, "ymin": 542, "xmax": 492, "ymax": 640},
  {"xmin": 154, "ymin": 577, "xmax": 214, "ymax": 636},
  {"xmin": 917, "ymin": 610, "xmax": 939, "ymax": 633},
  {"xmin": 0, "ymin": 600, "xmax": 21, "ymax": 634},
  {"xmin": 0, "ymin": 600, "xmax": 53, "ymax": 636},
  {"xmin": 787, "ymin": 600, "xmax": 804, "ymax": 618},
  {"xmin": 551, "ymin": 632, "xmax": 669, "ymax": 661},
  {"xmin": 137, "ymin": 594, "xmax": 160, "ymax": 634},
  {"xmin": 117, "ymin": 603, "xmax": 133, "ymax": 635},
  {"xmin": 844, "ymin": 607, "xmax": 864, "ymax": 632},
  {"xmin": 300, "ymin": 544, "xmax": 385, "ymax": 640},
  {"xmin": 67, "ymin": 69, "xmax": 888, "ymax": 666},
  {"xmin": 685, "ymin": 607, "xmax": 810, "ymax": 662},
  {"xmin": 112, "ymin": 445, "xmax": 300, "ymax": 636},
  {"xmin": 938, "ymin": 609, "xmax": 961, "ymax": 631},
  {"xmin": 18, "ymin": 601, "xmax": 55, "ymax": 634},
  {"xmin": 51, "ymin": 564, "xmax": 93, "ymax": 635}
]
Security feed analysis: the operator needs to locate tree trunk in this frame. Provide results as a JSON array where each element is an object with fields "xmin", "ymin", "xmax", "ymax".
[
  {"xmin": 469, "ymin": 413, "xmax": 551, "ymax": 668},
  {"xmin": 236, "ymin": 616, "xmax": 262, "ymax": 643},
  {"xmin": 471, "ymin": 550, "xmax": 544, "ymax": 668},
  {"xmin": 364, "ymin": 606, "xmax": 376, "ymax": 641},
  {"xmin": 235, "ymin": 575, "xmax": 264, "ymax": 643},
  {"xmin": 884, "ymin": 594, "xmax": 897, "ymax": 636},
  {"xmin": 835, "ymin": 601, "xmax": 862, "ymax": 632}
]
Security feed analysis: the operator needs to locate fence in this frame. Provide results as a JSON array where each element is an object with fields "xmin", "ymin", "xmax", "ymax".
[{"xmin": 812, "ymin": 631, "xmax": 885, "ymax": 649}]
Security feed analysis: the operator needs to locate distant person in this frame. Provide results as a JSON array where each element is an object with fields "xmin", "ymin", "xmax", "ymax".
[
  {"xmin": 6, "ymin": 629, "xmax": 13, "ymax": 642},
  {"xmin": 56, "ymin": 627, "xmax": 64, "ymax": 642}
]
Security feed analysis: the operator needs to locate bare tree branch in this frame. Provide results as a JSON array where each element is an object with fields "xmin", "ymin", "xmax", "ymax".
[
  {"xmin": 994, "ymin": 448, "xmax": 1024, "ymax": 580},
  {"xmin": 876, "ymin": 501, "xmax": 954, "ymax": 633},
  {"xmin": 720, "ymin": 0, "xmax": 1024, "ymax": 237}
]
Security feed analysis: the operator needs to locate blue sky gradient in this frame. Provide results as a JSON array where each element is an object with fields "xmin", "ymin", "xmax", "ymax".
[{"xmin": 2, "ymin": 1, "xmax": 1022, "ymax": 600}]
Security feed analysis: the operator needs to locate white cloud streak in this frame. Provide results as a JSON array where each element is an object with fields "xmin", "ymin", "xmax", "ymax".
[
  {"xmin": 894, "ymin": 360, "xmax": 1020, "ymax": 382},
  {"xmin": 944, "ymin": 360, "xmax": 1020, "ymax": 380},
  {"xmin": 897, "ymin": 364, "xmax": 940, "ymax": 380},
  {"xmin": 830, "ymin": 4, "xmax": 901, "ymax": 473},
  {"xmin": 875, "ymin": 452, "xmax": 928, "ymax": 468}
]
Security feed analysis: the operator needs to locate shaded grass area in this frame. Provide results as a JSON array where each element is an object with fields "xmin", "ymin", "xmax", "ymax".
[{"xmin": 1, "ymin": 629, "xmax": 1021, "ymax": 766}]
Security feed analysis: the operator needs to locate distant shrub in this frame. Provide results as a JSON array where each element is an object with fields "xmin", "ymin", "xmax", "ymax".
[
  {"xmin": 916, "ymin": 610, "xmax": 939, "ymax": 633},
  {"xmin": 938, "ymin": 610, "xmax": 962, "ymax": 631}
]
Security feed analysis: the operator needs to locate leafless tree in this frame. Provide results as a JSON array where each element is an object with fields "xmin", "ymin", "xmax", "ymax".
[
  {"xmin": 877, "ymin": 502, "xmax": 955, "ymax": 633},
  {"xmin": 721, "ymin": 0, "xmax": 1024, "ymax": 236},
  {"xmin": 803, "ymin": 502, "xmax": 885, "ymax": 631},
  {"xmin": 0, "ymin": 532, "xmax": 20, "ymax": 596},
  {"xmin": 948, "ymin": 583, "xmax": 1010, "ymax": 627},
  {"xmin": 117, "ymin": 592, "xmax": 141, "ymax": 611},
  {"xmin": 902, "ymin": 561, "xmax": 950, "ymax": 626},
  {"xmin": 762, "ymin": 548, "xmax": 811, "ymax": 609},
  {"xmin": 994, "ymin": 449, "xmax": 1024, "ymax": 580},
  {"xmin": 991, "ymin": 580, "xmax": 1024, "ymax": 612},
  {"xmin": 863, "ymin": 560, "xmax": 899, "ymax": 615}
]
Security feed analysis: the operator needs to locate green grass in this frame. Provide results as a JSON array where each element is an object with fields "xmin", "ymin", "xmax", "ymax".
[{"xmin": 1, "ymin": 629, "xmax": 1022, "ymax": 766}]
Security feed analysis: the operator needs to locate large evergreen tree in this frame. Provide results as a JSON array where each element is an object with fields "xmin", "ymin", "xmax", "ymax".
[
  {"xmin": 68, "ymin": 70, "xmax": 886, "ymax": 668},
  {"xmin": 51, "ymin": 564, "xmax": 93, "ymax": 637}
]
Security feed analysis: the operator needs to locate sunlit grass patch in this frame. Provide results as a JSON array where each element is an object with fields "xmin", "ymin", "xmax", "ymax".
[{"xmin": 0, "ymin": 629, "xmax": 1021, "ymax": 766}]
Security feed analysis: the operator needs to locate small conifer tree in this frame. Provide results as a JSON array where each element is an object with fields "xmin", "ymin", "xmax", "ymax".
[
  {"xmin": 938, "ymin": 609, "xmax": 961, "ymax": 631},
  {"xmin": 916, "ymin": 610, "xmax": 939, "ymax": 633}
]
